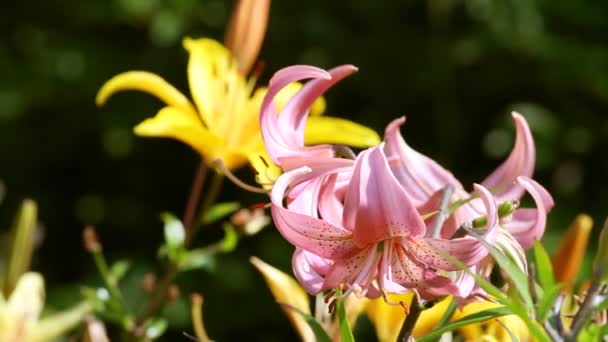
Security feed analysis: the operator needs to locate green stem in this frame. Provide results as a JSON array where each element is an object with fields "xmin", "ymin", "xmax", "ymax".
[
  {"xmin": 92, "ymin": 250, "xmax": 128, "ymax": 318},
  {"xmin": 137, "ymin": 170, "xmax": 224, "ymax": 324}
]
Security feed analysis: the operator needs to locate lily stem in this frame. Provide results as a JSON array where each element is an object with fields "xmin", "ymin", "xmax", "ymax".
[
  {"xmin": 565, "ymin": 282, "xmax": 603, "ymax": 341},
  {"xmin": 183, "ymin": 160, "xmax": 208, "ymax": 234},
  {"xmin": 137, "ymin": 166, "xmax": 224, "ymax": 326},
  {"xmin": 398, "ymin": 295, "xmax": 423, "ymax": 342}
]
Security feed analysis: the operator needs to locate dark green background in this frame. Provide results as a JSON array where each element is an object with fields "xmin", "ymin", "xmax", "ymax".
[{"xmin": 1, "ymin": 0, "xmax": 607, "ymax": 340}]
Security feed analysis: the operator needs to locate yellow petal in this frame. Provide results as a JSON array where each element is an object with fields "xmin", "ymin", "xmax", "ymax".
[
  {"xmin": 247, "ymin": 151, "xmax": 282, "ymax": 188},
  {"xmin": 96, "ymin": 71, "xmax": 197, "ymax": 116},
  {"xmin": 250, "ymin": 257, "xmax": 314, "ymax": 342},
  {"xmin": 133, "ymin": 106, "xmax": 230, "ymax": 165},
  {"xmin": 31, "ymin": 301, "xmax": 92, "ymax": 342},
  {"xmin": 305, "ymin": 116, "xmax": 381, "ymax": 148},
  {"xmin": 184, "ymin": 38, "xmax": 241, "ymax": 132},
  {"xmin": 6, "ymin": 272, "xmax": 44, "ymax": 326},
  {"xmin": 274, "ymin": 82, "xmax": 326, "ymax": 116},
  {"xmin": 552, "ymin": 214, "xmax": 593, "ymax": 291},
  {"xmin": 366, "ymin": 293, "xmax": 411, "ymax": 342}
]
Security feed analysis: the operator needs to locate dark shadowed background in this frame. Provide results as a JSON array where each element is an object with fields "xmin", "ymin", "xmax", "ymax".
[{"xmin": 1, "ymin": 0, "xmax": 608, "ymax": 340}]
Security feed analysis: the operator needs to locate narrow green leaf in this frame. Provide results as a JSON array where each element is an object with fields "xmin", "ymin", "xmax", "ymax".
[
  {"xmin": 467, "ymin": 230, "xmax": 533, "ymax": 310},
  {"xmin": 537, "ymin": 283, "xmax": 563, "ymax": 320},
  {"xmin": 434, "ymin": 297, "xmax": 458, "ymax": 329},
  {"xmin": 336, "ymin": 292, "xmax": 355, "ymax": 342},
  {"xmin": 533, "ymin": 241, "xmax": 556, "ymax": 290},
  {"xmin": 202, "ymin": 202, "xmax": 240, "ymax": 224},
  {"xmin": 418, "ymin": 307, "xmax": 511, "ymax": 342},
  {"xmin": 280, "ymin": 303, "xmax": 332, "ymax": 342}
]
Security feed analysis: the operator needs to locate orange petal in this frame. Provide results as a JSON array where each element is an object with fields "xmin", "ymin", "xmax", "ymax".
[{"xmin": 552, "ymin": 214, "xmax": 593, "ymax": 291}]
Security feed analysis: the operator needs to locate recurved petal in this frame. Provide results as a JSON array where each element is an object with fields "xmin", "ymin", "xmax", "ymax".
[
  {"xmin": 481, "ymin": 112, "xmax": 535, "ymax": 203},
  {"xmin": 383, "ymin": 117, "xmax": 462, "ymax": 207},
  {"xmin": 271, "ymin": 166, "xmax": 357, "ymax": 259},
  {"xmin": 413, "ymin": 184, "xmax": 498, "ymax": 271},
  {"xmin": 134, "ymin": 106, "xmax": 237, "ymax": 167},
  {"xmin": 292, "ymin": 249, "xmax": 333, "ymax": 294},
  {"xmin": 250, "ymin": 257, "xmax": 315, "ymax": 342},
  {"xmin": 305, "ymin": 116, "xmax": 381, "ymax": 148},
  {"xmin": 274, "ymin": 82, "xmax": 326, "ymax": 117},
  {"xmin": 502, "ymin": 177, "xmax": 554, "ymax": 249},
  {"xmin": 348, "ymin": 147, "xmax": 427, "ymax": 247},
  {"xmin": 96, "ymin": 71, "xmax": 197, "ymax": 116},
  {"xmin": 6, "ymin": 272, "xmax": 44, "ymax": 325}
]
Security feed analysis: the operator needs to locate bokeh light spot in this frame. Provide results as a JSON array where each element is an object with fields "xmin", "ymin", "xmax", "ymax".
[
  {"xmin": 0, "ymin": 89, "xmax": 25, "ymax": 121},
  {"xmin": 75, "ymin": 194, "xmax": 105, "ymax": 224},
  {"xmin": 482, "ymin": 128, "xmax": 512, "ymax": 159},
  {"xmin": 103, "ymin": 127, "xmax": 134, "ymax": 159}
]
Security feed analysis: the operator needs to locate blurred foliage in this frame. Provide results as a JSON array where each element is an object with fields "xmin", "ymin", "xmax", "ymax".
[{"xmin": 1, "ymin": 0, "xmax": 608, "ymax": 340}]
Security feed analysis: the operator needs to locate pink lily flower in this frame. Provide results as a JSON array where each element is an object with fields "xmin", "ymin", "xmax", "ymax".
[
  {"xmin": 383, "ymin": 113, "xmax": 554, "ymax": 249},
  {"xmin": 259, "ymin": 64, "xmax": 358, "ymax": 170},
  {"xmin": 271, "ymin": 145, "xmax": 499, "ymax": 301}
]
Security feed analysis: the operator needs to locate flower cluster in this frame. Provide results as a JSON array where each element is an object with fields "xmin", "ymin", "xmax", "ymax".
[{"xmin": 259, "ymin": 64, "xmax": 554, "ymax": 302}]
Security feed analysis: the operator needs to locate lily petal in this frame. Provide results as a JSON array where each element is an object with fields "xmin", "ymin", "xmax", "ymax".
[
  {"xmin": 261, "ymin": 65, "xmax": 358, "ymax": 167},
  {"xmin": 413, "ymin": 184, "xmax": 498, "ymax": 271},
  {"xmin": 384, "ymin": 117, "xmax": 462, "ymax": 207},
  {"xmin": 133, "ymin": 106, "xmax": 249, "ymax": 169},
  {"xmin": 481, "ymin": 112, "xmax": 535, "ymax": 203},
  {"xmin": 502, "ymin": 177, "xmax": 554, "ymax": 249},
  {"xmin": 347, "ymin": 147, "xmax": 427, "ymax": 247},
  {"xmin": 6, "ymin": 272, "xmax": 44, "ymax": 326},
  {"xmin": 305, "ymin": 115, "xmax": 381, "ymax": 148},
  {"xmin": 271, "ymin": 166, "xmax": 357, "ymax": 259},
  {"xmin": 292, "ymin": 249, "xmax": 333, "ymax": 294},
  {"xmin": 31, "ymin": 301, "xmax": 92, "ymax": 342},
  {"xmin": 250, "ymin": 257, "xmax": 315, "ymax": 342},
  {"xmin": 96, "ymin": 71, "xmax": 197, "ymax": 117}
]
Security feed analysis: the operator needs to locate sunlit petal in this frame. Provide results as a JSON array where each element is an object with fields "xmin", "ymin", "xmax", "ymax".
[
  {"xmin": 96, "ymin": 71, "xmax": 197, "ymax": 116},
  {"xmin": 305, "ymin": 116, "xmax": 381, "ymax": 148},
  {"xmin": 250, "ymin": 257, "xmax": 315, "ymax": 342}
]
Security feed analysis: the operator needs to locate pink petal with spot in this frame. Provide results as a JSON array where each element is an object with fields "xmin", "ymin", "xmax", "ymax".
[{"xmin": 345, "ymin": 146, "xmax": 427, "ymax": 247}]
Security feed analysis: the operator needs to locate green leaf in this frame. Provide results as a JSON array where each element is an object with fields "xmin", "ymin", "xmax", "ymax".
[
  {"xmin": 336, "ymin": 291, "xmax": 355, "ymax": 342},
  {"xmin": 417, "ymin": 307, "xmax": 511, "ymax": 342},
  {"xmin": 219, "ymin": 223, "xmax": 239, "ymax": 253},
  {"xmin": 432, "ymin": 245, "xmax": 551, "ymax": 342},
  {"xmin": 202, "ymin": 202, "xmax": 240, "ymax": 224},
  {"xmin": 109, "ymin": 260, "xmax": 130, "ymax": 284},
  {"xmin": 467, "ymin": 229, "xmax": 533, "ymax": 310},
  {"xmin": 144, "ymin": 317, "xmax": 168, "ymax": 339},
  {"xmin": 433, "ymin": 297, "xmax": 458, "ymax": 329},
  {"xmin": 537, "ymin": 283, "xmax": 563, "ymax": 320},
  {"xmin": 280, "ymin": 303, "xmax": 332, "ymax": 342},
  {"xmin": 179, "ymin": 249, "xmax": 216, "ymax": 271},
  {"xmin": 533, "ymin": 241, "xmax": 556, "ymax": 290},
  {"xmin": 161, "ymin": 212, "xmax": 186, "ymax": 262}
]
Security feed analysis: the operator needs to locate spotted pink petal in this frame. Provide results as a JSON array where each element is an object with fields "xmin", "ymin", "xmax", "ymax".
[
  {"xmin": 345, "ymin": 146, "xmax": 427, "ymax": 247},
  {"xmin": 411, "ymin": 184, "xmax": 498, "ymax": 271},
  {"xmin": 383, "ymin": 117, "xmax": 462, "ymax": 207},
  {"xmin": 481, "ymin": 112, "xmax": 535, "ymax": 203},
  {"xmin": 322, "ymin": 245, "xmax": 379, "ymax": 290},
  {"xmin": 502, "ymin": 176, "xmax": 554, "ymax": 249},
  {"xmin": 260, "ymin": 65, "xmax": 357, "ymax": 167},
  {"xmin": 292, "ymin": 249, "xmax": 333, "ymax": 294},
  {"xmin": 271, "ymin": 166, "xmax": 357, "ymax": 259}
]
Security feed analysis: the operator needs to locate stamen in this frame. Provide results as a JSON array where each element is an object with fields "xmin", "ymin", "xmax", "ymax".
[{"xmin": 214, "ymin": 159, "xmax": 268, "ymax": 194}]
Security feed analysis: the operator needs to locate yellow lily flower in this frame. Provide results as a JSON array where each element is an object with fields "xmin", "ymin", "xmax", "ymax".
[
  {"xmin": 96, "ymin": 38, "xmax": 380, "ymax": 171},
  {"xmin": 0, "ymin": 272, "xmax": 92, "ymax": 342}
]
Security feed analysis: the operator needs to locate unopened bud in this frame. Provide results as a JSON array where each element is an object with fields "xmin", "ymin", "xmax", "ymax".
[
  {"xmin": 593, "ymin": 217, "xmax": 608, "ymax": 283},
  {"xmin": 83, "ymin": 226, "xmax": 102, "ymax": 253},
  {"xmin": 84, "ymin": 316, "xmax": 110, "ymax": 342},
  {"xmin": 224, "ymin": 0, "xmax": 271, "ymax": 74},
  {"xmin": 167, "ymin": 284, "xmax": 180, "ymax": 303},
  {"xmin": 142, "ymin": 273, "xmax": 156, "ymax": 294},
  {"xmin": 498, "ymin": 200, "xmax": 519, "ymax": 218}
]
